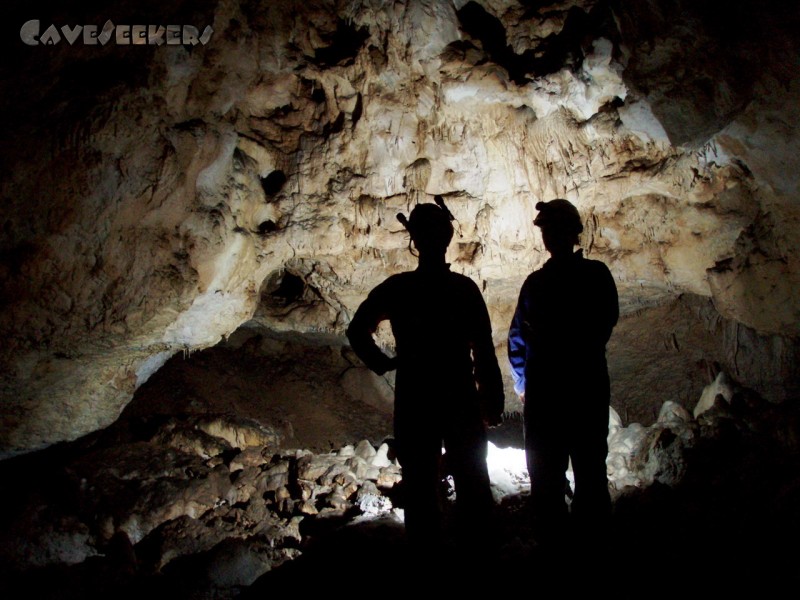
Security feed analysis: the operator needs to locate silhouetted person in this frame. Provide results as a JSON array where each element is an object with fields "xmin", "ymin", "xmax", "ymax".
[
  {"xmin": 347, "ymin": 197, "xmax": 504, "ymax": 549},
  {"xmin": 508, "ymin": 199, "xmax": 618, "ymax": 547}
]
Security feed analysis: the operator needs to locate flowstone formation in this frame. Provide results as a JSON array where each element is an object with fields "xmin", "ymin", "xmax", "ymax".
[{"xmin": 1, "ymin": 1, "xmax": 799, "ymax": 459}]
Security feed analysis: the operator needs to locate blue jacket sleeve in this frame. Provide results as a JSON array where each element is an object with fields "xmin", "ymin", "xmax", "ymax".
[{"xmin": 507, "ymin": 280, "xmax": 529, "ymax": 396}]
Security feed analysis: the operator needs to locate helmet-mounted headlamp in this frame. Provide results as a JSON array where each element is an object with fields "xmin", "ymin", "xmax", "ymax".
[{"xmin": 396, "ymin": 195, "xmax": 456, "ymax": 254}]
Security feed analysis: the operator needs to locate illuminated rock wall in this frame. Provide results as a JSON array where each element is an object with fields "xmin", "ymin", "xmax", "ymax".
[{"xmin": 1, "ymin": 0, "xmax": 798, "ymax": 456}]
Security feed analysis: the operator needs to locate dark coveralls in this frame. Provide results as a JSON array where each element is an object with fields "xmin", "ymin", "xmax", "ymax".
[
  {"xmin": 347, "ymin": 263, "xmax": 504, "ymax": 542},
  {"xmin": 508, "ymin": 249, "xmax": 618, "ymax": 537}
]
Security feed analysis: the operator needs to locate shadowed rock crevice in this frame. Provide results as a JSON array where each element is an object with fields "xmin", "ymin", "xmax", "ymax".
[
  {"xmin": 456, "ymin": 0, "xmax": 619, "ymax": 83},
  {"xmin": 614, "ymin": 0, "xmax": 798, "ymax": 146},
  {"xmin": 311, "ymin": 18, "xmax": 370, "ymax": 68}
]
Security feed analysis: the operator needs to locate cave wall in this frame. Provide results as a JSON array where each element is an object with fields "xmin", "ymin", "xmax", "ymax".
[{"xmin": 1, "ymin": 0, "xmax": 798, "ymax": 457}]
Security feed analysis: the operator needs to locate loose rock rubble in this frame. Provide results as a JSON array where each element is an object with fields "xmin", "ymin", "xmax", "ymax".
[
  {"xmin": 0, "ymin": 413, "xmax": 403, "ymax": 596},
  {"xmin": 2, "ymin": 378, "xmax": 799, "ymax": 597}
]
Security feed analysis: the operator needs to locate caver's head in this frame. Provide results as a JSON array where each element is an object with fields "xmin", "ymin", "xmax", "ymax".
[
  {"xmin": 533, "ymin": 199, "xmax": 582, "ymax": 256},
  {"xmin": 399, "ymin": 196, "xmax": 454, "ymax": 255}
]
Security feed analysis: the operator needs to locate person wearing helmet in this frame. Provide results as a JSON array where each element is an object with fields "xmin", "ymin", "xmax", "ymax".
[
  {"xmin": 347, "ymin": 197, "xmax": 504, "ymax": 549},
  {"xmin": 508, "ymin": 199, "xmax": 618, "ymax": 547}
]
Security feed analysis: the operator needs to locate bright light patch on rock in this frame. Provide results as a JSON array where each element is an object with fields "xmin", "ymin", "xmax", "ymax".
[{"xmin": 487, "ymin": 442, "xmax": 529, "ymax": 500}]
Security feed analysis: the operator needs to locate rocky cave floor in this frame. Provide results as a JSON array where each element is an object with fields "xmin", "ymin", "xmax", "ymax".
[{"xmin": 2, "ymin": 344, "xmax": 800, "ymax": 598}]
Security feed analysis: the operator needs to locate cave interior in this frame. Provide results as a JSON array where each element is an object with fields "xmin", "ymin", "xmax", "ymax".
[{"xmin": 1, "ymin": 0, "xmax": 799, "ymax": 596}]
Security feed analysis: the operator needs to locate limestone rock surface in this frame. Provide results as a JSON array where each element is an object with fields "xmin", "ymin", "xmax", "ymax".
[{"xmin": 1, "ymin": 0, "xmax": 799, "ymax": 455}]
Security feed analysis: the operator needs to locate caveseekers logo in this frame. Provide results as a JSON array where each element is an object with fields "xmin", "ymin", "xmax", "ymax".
[{"xmin": 20, "ymin": 19, "xmax": 213, "ymax": 46}]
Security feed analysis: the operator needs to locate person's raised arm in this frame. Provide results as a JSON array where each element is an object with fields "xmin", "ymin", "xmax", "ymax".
[{"xmin": 346, "ymin": 285, "xmax": 397, "ymax": 376}]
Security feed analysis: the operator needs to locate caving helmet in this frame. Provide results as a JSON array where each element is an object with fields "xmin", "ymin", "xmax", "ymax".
[
  {"xmin": 533, "ymin": 198, "xmax": 583, "ymax": 235},
  {"xmin": 397, "ymin": 195, "xmax": 455, "ymax": 254}
]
